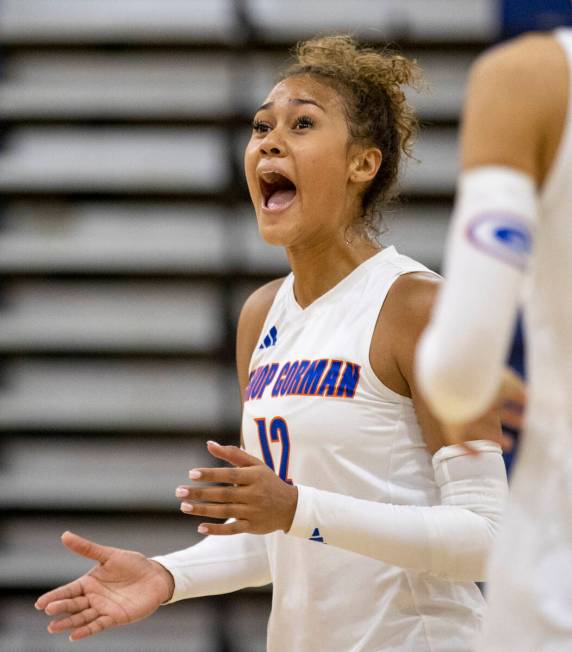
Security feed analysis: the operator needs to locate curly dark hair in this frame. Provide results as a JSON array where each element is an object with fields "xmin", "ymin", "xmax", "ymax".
[{"xmin": 281, "ymin": 34, "xmax": 421, "ymax": 238}]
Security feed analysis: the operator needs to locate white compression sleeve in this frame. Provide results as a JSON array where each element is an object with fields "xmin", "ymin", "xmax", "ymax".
[
  {"xmin": 288, "ymin": 440, "xmax": 507, "ymax": 582},
  {"xmin": 416, "ymin": 166, "xmax": 536, "ymax": 423},
  {"xmin": 151, "ymin": 532, "xmax": 271, "ymax": 603}
]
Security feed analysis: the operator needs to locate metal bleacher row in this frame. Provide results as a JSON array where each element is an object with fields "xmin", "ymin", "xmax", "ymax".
[{"xmin": 0, "ymin": 1, "xmax": 499, "ymax": 651}]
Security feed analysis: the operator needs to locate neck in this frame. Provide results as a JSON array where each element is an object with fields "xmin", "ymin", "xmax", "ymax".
[{"xmin": 286, "ymin": 233, "xmax": 381, "ymax": 308}]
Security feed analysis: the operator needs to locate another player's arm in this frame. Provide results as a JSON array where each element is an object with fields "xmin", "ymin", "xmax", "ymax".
[
  {"xmin": 461, "ymin": 32, "xmax": 566, "ymax": 181},
  {"xmin": 416, "ymin": 34, "xmax": 566, "ymax": 433}
]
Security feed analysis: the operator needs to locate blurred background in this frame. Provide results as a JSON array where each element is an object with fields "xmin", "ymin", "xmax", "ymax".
[{"xmin": 0, "ymin": 1, "xmax": 571, "ymax": 651}]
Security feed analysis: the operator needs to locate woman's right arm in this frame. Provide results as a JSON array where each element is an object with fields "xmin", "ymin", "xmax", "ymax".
[
  {"xmin": 36, "ymin": 279, "xmax": 283, "ymax": 640},
  {"xmin": 153, "ymin": 278, "xmax": 285, "ymax": 600}
]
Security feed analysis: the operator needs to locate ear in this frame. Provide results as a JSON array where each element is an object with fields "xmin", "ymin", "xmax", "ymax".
[{"xmin": 349, "ymin": 146, "xmax": 382, "ymax": 184}]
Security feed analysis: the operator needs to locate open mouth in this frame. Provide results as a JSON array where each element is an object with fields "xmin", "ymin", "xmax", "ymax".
[{"xmin": 259, "ymin": 171, "xmax": 297, "ymax": 211}]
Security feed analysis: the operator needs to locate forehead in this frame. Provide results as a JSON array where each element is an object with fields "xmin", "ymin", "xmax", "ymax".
[{"xmin": 261, "ymin": 75, "xmax": 345, "ymax": 114}]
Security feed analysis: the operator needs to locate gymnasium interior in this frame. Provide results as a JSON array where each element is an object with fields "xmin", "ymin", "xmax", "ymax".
[{"xmin": 0, "ymin": 1, "xmax": 570, "ymax": 650}]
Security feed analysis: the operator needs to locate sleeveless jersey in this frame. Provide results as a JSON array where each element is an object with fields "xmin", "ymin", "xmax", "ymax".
[
  {"xmin": 479, "ymin": 29, "xmax": 572, "ymax": 651},
  {"xmin": 242, "ymin": 246, "xmax": 485, "ymax": 652}
]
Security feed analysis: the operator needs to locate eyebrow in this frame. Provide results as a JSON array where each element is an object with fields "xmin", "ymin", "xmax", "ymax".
[{"xmin": 256, "ymin": 98, "xmax": 326, "ymax": 113}]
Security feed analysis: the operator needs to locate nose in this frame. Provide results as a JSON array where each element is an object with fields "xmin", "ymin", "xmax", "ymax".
[
  {"xmin": 261, "ymin": 144, "xmax": 282, "ymax": 155},
  {"xmin": 259, "ymin": 132, "xmax": 286, "ymax": 157}
]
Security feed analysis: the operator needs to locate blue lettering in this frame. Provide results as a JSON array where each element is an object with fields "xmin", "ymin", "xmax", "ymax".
[{"xmin": 336, "ymin": 362, "xmax": 361, "ymax": 398}]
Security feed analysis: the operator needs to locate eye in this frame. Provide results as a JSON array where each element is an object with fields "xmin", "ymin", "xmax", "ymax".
[
  {"xmin": 252, "ymin": 119, "xmax": 271, "ymax": 134},
  {"xmin": 294, "ymin": 115, "xmax": 314, "ymax": 130}
]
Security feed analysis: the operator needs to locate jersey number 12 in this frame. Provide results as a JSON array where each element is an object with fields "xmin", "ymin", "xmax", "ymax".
[{"xmin": 254, "ymin": 417, "xmax": 293, "ymax": 484}]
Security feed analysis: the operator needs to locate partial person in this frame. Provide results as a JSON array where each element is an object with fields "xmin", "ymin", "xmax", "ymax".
[
  {"xmin": 36, "ymin": 36, "xmax": 508, "ymax": 652},
  {"xmin": 417, "ymin": 29, "xmax": 572, "ymax": 652}
]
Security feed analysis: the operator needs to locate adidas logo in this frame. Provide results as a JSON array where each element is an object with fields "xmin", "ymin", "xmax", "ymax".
[
  {"xmin": 258, "ymin": 325, "xmax": 278, "ymax": 350},
  {"xmin": 309, "ymin": 527, "xmax": 325, "ymax": 543}
]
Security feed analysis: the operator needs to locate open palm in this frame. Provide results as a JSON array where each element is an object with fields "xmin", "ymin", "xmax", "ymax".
[{"xmin": 35, "ymin": 531, "xmax": 174, "ymax": 641}]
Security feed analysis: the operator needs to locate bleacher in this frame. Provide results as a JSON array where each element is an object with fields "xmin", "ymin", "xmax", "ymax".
[{"xmin": 0, "ymin": 1, "xmax": 499, "ymax": 650}]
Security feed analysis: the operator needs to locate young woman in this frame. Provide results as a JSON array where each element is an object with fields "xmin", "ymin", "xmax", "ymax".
[{"xmin": 36, "ymin": 36, "xmax": 508, "ymax": 652}]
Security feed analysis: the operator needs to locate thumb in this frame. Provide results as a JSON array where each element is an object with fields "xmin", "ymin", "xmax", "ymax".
[
  {"xmin": 206, "ymin": 440, "xmax": 262, "ymax": 467},
  {"xmin": 61, "ymin": 531, "xmax": 115, "ymax": 564}
]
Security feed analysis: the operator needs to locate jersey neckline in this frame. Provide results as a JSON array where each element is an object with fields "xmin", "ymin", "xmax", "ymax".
[{"xmin": 285, "ymin": 245, "xmax": 397, "ymax": 317}]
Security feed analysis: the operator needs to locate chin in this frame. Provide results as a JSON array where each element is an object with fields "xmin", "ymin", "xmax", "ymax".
[
  {"xmin": 258, "ymin": 224, "xmax": 290, "ymax": 247},
  {"xmin": 257, "ymin": 218, "xmax": 297, "ymax": 248}
]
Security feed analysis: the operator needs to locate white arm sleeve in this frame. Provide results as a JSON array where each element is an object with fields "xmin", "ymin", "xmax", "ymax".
[
  {"xmin": 151, "ymin": 532, "xmax": 271, "ymax": 603},
  {"xmin": 288, "ymin": 440, "xmax": 507, "ymax": 582},
  {"xmin": 416, "ymin": 166, "xmax": 536, "ymax": 423}
]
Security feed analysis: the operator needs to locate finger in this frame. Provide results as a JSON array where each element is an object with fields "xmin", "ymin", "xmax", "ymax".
[
  {"xmin": 61, "ymin": 531, "xmax": 115, "ymax": 564},
  {"xmin": 69, "ymin": 615, "xmax": 117, "ymax": 641},
  {"xmin": 499, "ymin": 432, "xmax": 515, "ymax": 452},
  {"xmin": 45, "ymin": 596, "xmax": 90, "ymax": 617},
  {"xmin": 48, "ymin": 607, "xmax": 98, "ymax": 633},
  {"xmin": 206, "ymin": 441, "xmax": 263, "ymax": 468},
  {"xmin": 501, "ymin": 413, "xmax": 523, "ymax": 432},
  {"xmin": 197, "ymin": 519, "xmax": 250, "ymax": 536},
  {"xmin": 180, "ymin": 502, "xmax": 245, "ymax": 519},
  {"xmin": 36, "ymin": 579, "xmax": 84, "ymax": 611},
  {"xmin": 188, "ymin": 466, "xmax": 252, "ymax": 485},
  {"xmin": 495, "ymin": 391, "xmax": 526, "ymax": 412},
  {"xmin": 176, "ymin": 485, "xmax": 246, "ymax": 502},
  {"xmin": 501, "ymin": 402, "xmax": 525, "ymax": 431}
]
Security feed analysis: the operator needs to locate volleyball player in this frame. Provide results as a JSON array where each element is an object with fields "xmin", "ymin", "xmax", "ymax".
[
  {"xmin": 36, "ymin": 36, "xmax": 509, "ymax": 651},
  {"xmin": 417, "ymin": 29, "xmax": 572, "ymax": 651}
]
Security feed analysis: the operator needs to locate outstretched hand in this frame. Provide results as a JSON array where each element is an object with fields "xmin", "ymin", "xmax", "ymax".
[
  {"xmin": 35, "ymin": 531, "xmax": 174, "ymax": 641},
  {"xmin": 176, "ymin": 441, "xmax": 298, "ymax": 536}
]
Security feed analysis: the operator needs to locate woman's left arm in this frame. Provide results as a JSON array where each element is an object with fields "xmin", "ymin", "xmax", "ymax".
[
  {"xmin": 181, "ymin": 436, "xmax": 507, "ymax": 582},
  {"xmin": 177, "ymin": 274, "xmax": 508, "ymax": 582},
  {"xmin": 373, "ymin": 272, "xmax": 509, "ymax": 455}
]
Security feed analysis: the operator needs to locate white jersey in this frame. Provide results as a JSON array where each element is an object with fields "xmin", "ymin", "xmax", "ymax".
[
  {"xmin": 478, "ymin": 29, "xmax": 572, "ymax": 652},
  {"xmin": 242, "ymin": 246, "xmax": 484, "ymax": 652}
]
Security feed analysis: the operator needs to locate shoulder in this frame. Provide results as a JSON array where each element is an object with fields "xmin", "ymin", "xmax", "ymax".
[
  {"xmin": 237, "ymin": 277, "xmax": 286, "ymax": 338},
  {"xmin": 383, "ymin": 271, "xmax": 441, "ymax": 334},
  {"xmin": 470, "ymin": 31, "xmax": 558, "ymax": 81},
  {"xmin": 462, "ymin": 32, "xmax": 567, "ymax": 177},
  {"xmin": 468, "ymin": 31, "xmax": 565, "ymax": 106},
  {"xmin": 371, "ymin": 271, "xmax": 440, "ymax": 396},
  {"xmin": 236, "ymin": 277, "xmax": 286, "ymax": 392}
]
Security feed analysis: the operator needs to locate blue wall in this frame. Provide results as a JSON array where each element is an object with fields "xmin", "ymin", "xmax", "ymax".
[{"xmin": 502, "ymin": 0, "xmax": 572, "ymax": 38}]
